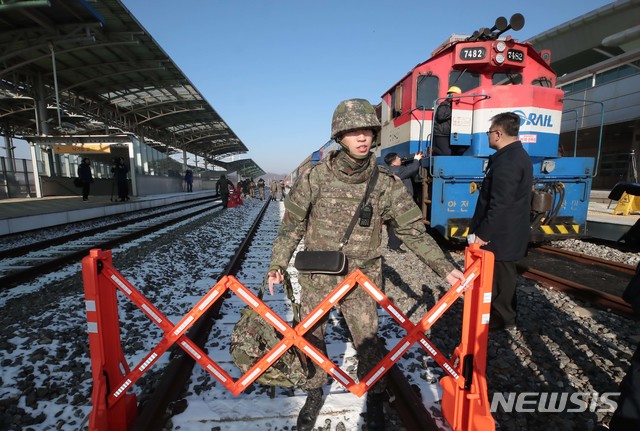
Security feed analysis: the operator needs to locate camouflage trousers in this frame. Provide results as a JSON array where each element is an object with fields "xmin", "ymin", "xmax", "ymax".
[{"xmin": 298, "ymin": 259, "xmax": 387, "ymax": 394}]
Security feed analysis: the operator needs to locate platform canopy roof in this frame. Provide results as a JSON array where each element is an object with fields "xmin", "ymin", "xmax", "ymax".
[
  {"xmin": 213, "ymin": 158, "xmax": 266, "ymax": 179},
  {"xmin": 526, "ymin": 0, "xmax": 640, "ymax": 77},
  {"xmin": 0, "ymin": 0, "xmax": 250, "ymax": 160}
]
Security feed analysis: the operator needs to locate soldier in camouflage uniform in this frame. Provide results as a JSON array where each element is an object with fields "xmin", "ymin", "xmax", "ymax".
[
  {"xmin": 257, "ymin": 178, "xmax": 265, "ymax": 200},
  {"xmin": 249, "ymin": 178, "xmax": 256, "ymax": 199},
  {"xmin": 267, "ymin": 98, "xmax": 465, "ymax": 431},
  {"xmin": 269, "ymin": 179, "xmax": 278, "ymax": 201},
  {"xmin": 277, "ymin": 178, "xmax": 286, "ymax": 201}
]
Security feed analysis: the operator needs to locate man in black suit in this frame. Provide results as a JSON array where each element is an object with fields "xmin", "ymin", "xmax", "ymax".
[{"xmin": 468, "ymin": 112, "xmax": 533, "ymax": 331}]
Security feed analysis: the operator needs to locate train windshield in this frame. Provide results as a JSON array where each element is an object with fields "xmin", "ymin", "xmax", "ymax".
[
  {"xmin": 416, "ymin": 75, "xmax": 439, "ymax": 110},
  {"xmin": 492, "ymin": 72, "xmax": 523, "ymax": 85},
  {"xmin": 448, "ymin": 70, "xmax": 480, "ymax": 93}
]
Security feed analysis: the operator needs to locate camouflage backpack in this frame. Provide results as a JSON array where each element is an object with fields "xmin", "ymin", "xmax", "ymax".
[{"xmin": 230, "ymin": 274, "xmax": 310, "ymax": 387}]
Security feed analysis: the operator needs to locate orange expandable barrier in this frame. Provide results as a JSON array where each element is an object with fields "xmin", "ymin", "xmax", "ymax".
[
  {"xmin": 440, "ymin": 244, "xmax": 496, "ymax": 431},
  {"xmin": 82, "ymin": 243, "xmax": 494, "ymax": 431}
]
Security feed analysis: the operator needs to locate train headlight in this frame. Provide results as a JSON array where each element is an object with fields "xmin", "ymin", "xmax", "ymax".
[
  {"xmin": 495, "ymin": 53, "xmax": 505, "ymax": 64},
  {"xmin": 495, "ymin": 41, "xmax": 506, "ymax": 52}
]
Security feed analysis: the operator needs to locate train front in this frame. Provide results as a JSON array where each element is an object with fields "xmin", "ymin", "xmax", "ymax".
[{"xmin": 377, "ymin": 14, "xmax": 596, "ymax": 242}]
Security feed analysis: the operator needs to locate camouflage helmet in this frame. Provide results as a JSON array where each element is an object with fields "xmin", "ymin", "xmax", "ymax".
[{"xmin": 330, "ymin": 98, "xmax": 381, "ymax": 140}]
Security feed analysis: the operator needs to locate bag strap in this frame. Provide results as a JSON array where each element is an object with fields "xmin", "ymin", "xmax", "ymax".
[{"xmin": 339, "ymin": 167, "xmax": 379, "ymax": 250}]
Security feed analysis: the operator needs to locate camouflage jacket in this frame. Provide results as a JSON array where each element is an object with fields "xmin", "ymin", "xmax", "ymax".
[{"xmin": 269, "ymin": 150, "xmax": 454, "ymax": 278}]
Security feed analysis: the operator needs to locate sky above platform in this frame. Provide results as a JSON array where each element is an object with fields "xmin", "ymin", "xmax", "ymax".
[{"xmin": 12, "ymin": 0, "xmax": 615, "ymax": 176}]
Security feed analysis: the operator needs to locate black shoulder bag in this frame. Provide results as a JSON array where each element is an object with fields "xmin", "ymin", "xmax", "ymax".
[{"xmin": 294, "ymin": 168, "xmax": 379, "ymax": 275}]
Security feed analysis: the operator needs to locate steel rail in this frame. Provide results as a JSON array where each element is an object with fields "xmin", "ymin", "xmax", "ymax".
[
  {"xmin": 132, "ymin": 198, "xmax": 272, "ymax": 431},
  {"xmin": 0, "ymin": 195, "xmax": 216, "ymax": 260},
  {"xmin": 0, "ymin": 201, "xmax": 222, "ymax": 287},
  {"xmin": 535, "ymin": 245, "xmax": 637, "ymax": 275},
  {"xmin": 131, "ymin": 199, "xmax": 441, "ymax": 431},
  {"xmin": 518, "ymin": 246, "xmax": 635, "ymax": 317}
]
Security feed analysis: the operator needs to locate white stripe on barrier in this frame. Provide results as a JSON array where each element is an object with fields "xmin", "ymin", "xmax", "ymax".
[
  {"xmin": 303, "ymin": 345, "xmax": 325, "ymax": 364},
  {"xmin": 443, "ymin": 363, "xmax": 459, "ymax": 379},
  {"xmin": 236, "ymin": 287, "xmax": 259, "ymax": 308},
  {"xmin": 85, "ymin": 300, "xmax": 96, "ymax": 312},
  {"xmin": 363, "ymin": 281, "xmax": 383, "ymax": 300},
  {"xmin": 427, "ymin": 303, "xmax": 448, "ymax": 324},
  {"xmin": 391, "ymin": 341, "xmax": 411, "ymax": 362},
  {"xmin": 206, "ymin": 364, "xmax": 227, "ymax": 382},
  {"xmin": 329, "ymin": 368, "xmax": 350, "ymax": 386},
  {"xmin": 303, "ymin": 308, "xmax": 325, "ymax": 329},
  {"xmin": 241, "ymin": 368, "xmax": 263, "ymax": 386},
  {"xmin": 329, "ymin": 283, "xmax": 351, "ymax": 304},
  {"xmin": 113, "ymin": 379, "xmax": 132, "ymax": 398},
  {"xmin": 180, "ymin": 340, "xmax": 201, "ymax": 359},
  {"xmin": 419, "ymin": 338, "xmax": 438, "ymax": 357},
  {"xmin": 457, "ymin": 273, "xmax": 476, "ymax": 293},
  {"xmin": 386, "ymin": 304, "xmax": 406, "ymax": 323},
  {"xmin": 173, "ymin": 316, "xmax": 194, "ymax": 336},
  {"xmin": 138, "ymin": 352, "xmax": 158, "ymax": 372},
  {"xmin": 267, "ymin": 343, "xmax": 287, "ymax": 363},
  {"xmin": 265, "ymin": 312, "xmax": 287, "ymax": 332},
  {"xmin": 141, "ymin": 304, "xmax": 163, "ymax": 323},
  {"xmin": 365, "ymin": 366, "xmax": 386, "ymax": 387},
  {"xmin": 199, "ymin": 290, "xmax": 220, "ymax": 310},
  {"xmin": 110, "ymin": 274, "xmax": 132, "ymax": 295},
  {"xmin": 87, "ymin": 322, "xmax": 98, "ymax": 333}
]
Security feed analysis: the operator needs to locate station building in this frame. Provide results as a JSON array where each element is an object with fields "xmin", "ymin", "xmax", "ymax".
[
  {"xmin": 0, "ymin": 0, "xmax": 264, "ymax": 200},
  {"xmin": 528, "ymin": 0, "xmax": 640, "ymax": 190}
]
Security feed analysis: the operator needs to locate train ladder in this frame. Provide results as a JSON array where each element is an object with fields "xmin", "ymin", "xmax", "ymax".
[{"xmin": 82, "ymin": 244, "xmax": 494, "ymax": 431}]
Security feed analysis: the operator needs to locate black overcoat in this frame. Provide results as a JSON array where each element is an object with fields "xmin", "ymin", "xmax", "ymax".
[
  {"xmin": 388, "ymin": 158, "xmax": 420, "ymax": 196},
  {"xmin": 470, "ymin": 141, "xmax": 532, "ymax": 261}
]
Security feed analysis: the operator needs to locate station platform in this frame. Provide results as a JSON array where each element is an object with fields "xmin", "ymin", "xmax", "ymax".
[
  {"xmin": 586, "ymin": 190, "xmax": 639, "ymax": 242},
  {"xmin": 0, "ymin": 190, "xmax": 637, "ymax": 239},
  {"xmin": 0, "ymin": 191, "xmax": 216, "ymax": 236}
]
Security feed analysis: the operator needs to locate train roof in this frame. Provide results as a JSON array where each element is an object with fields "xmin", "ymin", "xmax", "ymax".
[{"xmin": 380, "ymin": 35, "xmax": 554, "ymax": 98}]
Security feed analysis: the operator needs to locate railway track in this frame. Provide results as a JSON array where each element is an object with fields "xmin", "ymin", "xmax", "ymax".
[
  {"xmin": 0, "ymin": 198, "xmax": 222, "ymax": 287},
  {"xmin": 517, "ymin": 245, "xmax": 636, "ymax": 317},
  {"xmin": 0, "ymin": 197, "xmax": 449, "ymax": 430},
  {"xmin": 0, "ymin": 194, "xmax": 217, "ymax": 256},
  {"xmin": 122, "ymin": 199, "xmax": 442, "ymax": 431}
]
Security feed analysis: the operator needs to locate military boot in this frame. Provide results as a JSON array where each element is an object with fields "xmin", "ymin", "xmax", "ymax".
[
  {"xmin": 366, "ymin": 392, "xmax": 385, "ymax": 430},
  {"xmin": 297, "ymin": 388, "xmax": 323, "ymax": 431}
]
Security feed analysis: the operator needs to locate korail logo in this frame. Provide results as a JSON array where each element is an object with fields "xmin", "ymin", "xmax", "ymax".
[{"xmin": 513, "ymin": 110, "xmax": 554, "ymax": 128}]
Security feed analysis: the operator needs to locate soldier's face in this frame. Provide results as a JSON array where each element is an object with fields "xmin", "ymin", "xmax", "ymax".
[{"xmin": 341, "ymin": 128, "xmax": 374, "ymax": 160}]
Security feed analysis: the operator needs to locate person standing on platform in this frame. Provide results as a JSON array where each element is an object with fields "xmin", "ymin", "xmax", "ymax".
[
  {"xmin": 78, "ymin": 157, "xmax": 93, "ymax": 202},
  {"xmin": 266, "ymin": 98, "xmax": 465, "ymax": 431},
  {"xmin": 216, "ymin": 174, "xmax": 232, "ymax": 208},
  {"xmin": 468, "ymin": 112, "xmax": 533, "ymax": 331},
  {"xmin": 111, "ymin": 157, "xmax": 130, "ymax": 201},
  {"xmin": 257, "ymin": 178, "xmax": 266, "ymax": 200},
  {"xmin": 383, "ymin": 151, "xmax": 423, "ymax": 252},
  {"xmin": 432, "ymin": 86, "xmax": 462, "ymax": 156},
  {"xmin": 184, "ymin": 169, "xmax": 193, "ymax": 193}
]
